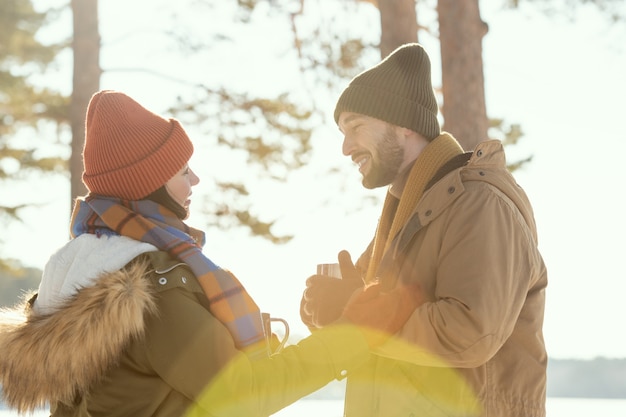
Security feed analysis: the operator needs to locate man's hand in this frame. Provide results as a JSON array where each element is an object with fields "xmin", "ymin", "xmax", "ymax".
[
  {"xmin": 300, "ymin": 250, "xmax": 363, "ymax": 329},
  {"xmin": 342, "ymin": 282, "xmax": 425, "ymax": 347}
]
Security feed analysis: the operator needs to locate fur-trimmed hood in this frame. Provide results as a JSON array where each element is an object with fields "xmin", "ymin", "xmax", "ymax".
[{"xmin": 0, "ymin": 235, "xmax": 158, "ymax": 413}]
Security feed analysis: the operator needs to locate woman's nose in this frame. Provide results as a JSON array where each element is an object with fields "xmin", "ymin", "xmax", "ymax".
[{"xmin": 190, "ymin": 169, "xmax": 200, "ymax": 185}]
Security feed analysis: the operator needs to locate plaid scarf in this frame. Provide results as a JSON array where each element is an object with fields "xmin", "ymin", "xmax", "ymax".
[
  {"xmin": 70, "ymin": 195, "xmax": 267, "ymax": 357},
  {"xmin": 365, "ymin": 133, "xmax": 464, "ymax": 284}
]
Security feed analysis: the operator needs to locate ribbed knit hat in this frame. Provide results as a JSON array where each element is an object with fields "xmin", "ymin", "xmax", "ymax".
[
  {"xmin": 82, "ymin": 90, "xmax": 194, "ymax": 200},
  {"xmin": 334, "ymin": 43, "xmax": 440, "ymax": 140}
]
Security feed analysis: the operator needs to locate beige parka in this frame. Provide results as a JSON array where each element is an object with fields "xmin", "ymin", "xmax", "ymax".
[{"xmin": 344, "ymin": 140, "xmax": 548, "ymax": 417}]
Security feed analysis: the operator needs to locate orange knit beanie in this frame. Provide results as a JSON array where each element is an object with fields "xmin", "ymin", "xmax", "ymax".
[{"xmin": 82, "ymin": 90, "xmax": 194, "ymax": 200}]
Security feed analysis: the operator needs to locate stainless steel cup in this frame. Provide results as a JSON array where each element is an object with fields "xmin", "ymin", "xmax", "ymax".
[
  {"xmin": 316, "ymin": 263, "xmax": 342, "ymax": 279},
  {"xmin": 262, "ymin": 312, "xmax": 290, "ymax": 353}
]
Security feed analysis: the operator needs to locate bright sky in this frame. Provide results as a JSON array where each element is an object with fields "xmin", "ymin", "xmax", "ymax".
[{"xmin": 6, "ymin": 0, "xmax": 626, "ymax": 360}]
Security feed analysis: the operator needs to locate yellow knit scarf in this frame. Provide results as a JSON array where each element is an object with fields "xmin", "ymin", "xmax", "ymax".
[{"xmin": 365, "ymin": 132, "xmax": 464, "ymax": 283}]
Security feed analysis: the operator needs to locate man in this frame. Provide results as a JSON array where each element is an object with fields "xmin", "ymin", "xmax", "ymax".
[{"xmin": 301, "ymin": 43, "xmax": 547, "ymax": 417}]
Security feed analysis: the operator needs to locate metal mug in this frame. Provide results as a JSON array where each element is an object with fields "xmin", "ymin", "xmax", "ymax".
[
  {"xmin": 316, "ymin": 263, "xmax": 342, "ymax": 279},
  {"xmin": 262, "ymin": 312, "xmax": 290, "ymax": 353}
]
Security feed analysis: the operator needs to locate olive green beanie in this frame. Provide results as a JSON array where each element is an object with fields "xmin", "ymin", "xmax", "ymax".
[{"xmin": 334, "ymin": 43, "xmax": 441, "ymax": 140}]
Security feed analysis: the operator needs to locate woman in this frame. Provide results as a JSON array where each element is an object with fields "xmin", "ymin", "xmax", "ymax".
[{"xmin": 0, "ymin": 90, "xmax": 421, "ymax": 417}]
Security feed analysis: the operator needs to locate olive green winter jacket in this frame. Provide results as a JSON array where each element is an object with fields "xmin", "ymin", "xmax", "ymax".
[{"xmin": 0, "ymin": 242, "xmax": 370, "ymax": 417}]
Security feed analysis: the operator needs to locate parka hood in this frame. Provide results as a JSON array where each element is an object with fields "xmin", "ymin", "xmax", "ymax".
[
  {"xmin": 0, "ymin": 235, "xmax": 158, "ymax": 413},
  {"xmin": 35, "ymin": 234, "xmax": 157, "ymax": 315}
]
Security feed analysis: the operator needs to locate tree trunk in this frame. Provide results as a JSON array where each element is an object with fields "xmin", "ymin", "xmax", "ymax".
[
  {"xmin": 378, "ymin": 0, "xmax": 418, "ymax": 58},
  {"xmin": 70, "ymin": 0, "xmax": 100, "ymax": 211},
  {"xmin": 437, "ymin": 0, "xmax": 488, "ymax": 150}
]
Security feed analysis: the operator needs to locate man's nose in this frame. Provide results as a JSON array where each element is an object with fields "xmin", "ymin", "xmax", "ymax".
[{"xmin": 342, "ymin": 136, "xmax": 355, "ymax": 156}]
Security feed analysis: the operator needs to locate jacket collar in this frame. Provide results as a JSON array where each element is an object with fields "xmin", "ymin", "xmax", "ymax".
[{"xmin": 381, "ymin": 140, "xmax": 521, "ymax": 271}]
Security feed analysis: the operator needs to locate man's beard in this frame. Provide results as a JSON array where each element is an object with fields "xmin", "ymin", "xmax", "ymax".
[{"xmin": 362, "ymin": 125, "xmax": 404, "ymax": 189}]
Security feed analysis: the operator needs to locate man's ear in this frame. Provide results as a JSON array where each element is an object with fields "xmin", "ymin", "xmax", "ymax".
[
  {"xmin": 399, "ymin": 126, "xmax": 413, "ymax": 139},
  {"xmin": 401, "ymin": 128, "xmax": 430, "ymax": 163}
]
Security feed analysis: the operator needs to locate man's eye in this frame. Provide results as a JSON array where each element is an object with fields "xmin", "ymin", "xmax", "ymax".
[{"xmin": 347, "ymin": 124, "xmax": 360, "ymax": 133}]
